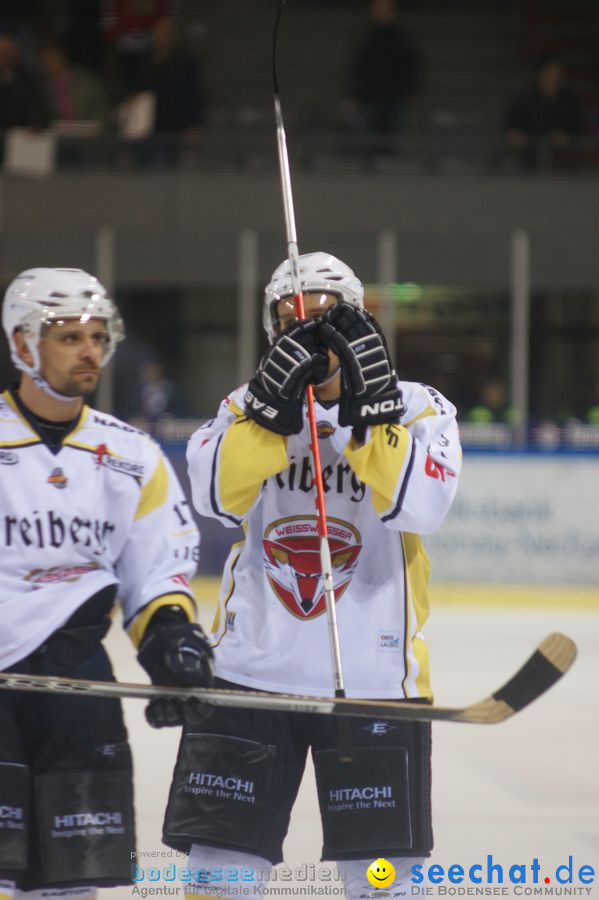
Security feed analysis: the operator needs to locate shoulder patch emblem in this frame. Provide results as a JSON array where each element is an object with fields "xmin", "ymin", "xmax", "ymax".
[{"xmin": 94, "ymin": 443, "xmax": 144, "ymax": 481}]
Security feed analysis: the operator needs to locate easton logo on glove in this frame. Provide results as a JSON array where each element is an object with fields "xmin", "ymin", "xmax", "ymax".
[
  {"xmin": 244, "ymin": 320, "xmax": 329, "ymax": 436},
  {"xmin": 244, "ymin": 389, "xmax": 279, "ymax": 421},
  {"xmin": 319, "ymin": 302, "xmax": 404, "ymax": 429},
  {"xmin": 358, "ymin": 396, "xmax": 405, "ymax": 419}
]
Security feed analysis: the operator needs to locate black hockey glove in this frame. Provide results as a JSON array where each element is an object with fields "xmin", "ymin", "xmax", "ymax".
[
  {"xmin": 319, "ymin": 302, "xmax": 404, "ymax": 431},
  {"xmin": 244, "ymin": 319, "xmax": 329, "ymax": 435},
  {"xmin": 137, "ymin": 607, "xmax": 214, "ymax": 728}
]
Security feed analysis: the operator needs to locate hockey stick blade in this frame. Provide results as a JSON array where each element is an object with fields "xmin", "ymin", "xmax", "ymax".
[{"xmin": 0, "ymin": 633, "xmax": 575, "ymax": 725}]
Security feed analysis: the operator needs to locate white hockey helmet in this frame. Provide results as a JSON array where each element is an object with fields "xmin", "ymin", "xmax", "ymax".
[
  {"xmin": 2, "ymin": 268, "xmax": 124, "ymax": 383},
  {"xmin": 263, "ymin": 251, "xmax": 364, "ymax": 342}
]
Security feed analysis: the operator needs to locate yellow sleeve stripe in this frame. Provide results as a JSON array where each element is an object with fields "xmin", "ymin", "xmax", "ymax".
[
  {"xmin": 402, "ymin": 406, "xmax": 436, "ymax": 429},
  {"xmin": 127, "ymin": 593, "xmax": 196, "ymax": 647},
  {"xmin": 135, "ymin": 456, "xmax": 169, "ymax": 520},
  {"xmin": 344, "ymin": 424, "xmax": 411, "ymax": 515},
  {"xmin": 218, "ymin": 416, "xmax": 288, "ymax": 519},
  {"xmin": 211, "ymin": 543, "xmax": 243, "ymax": 645},
  {"xmin": 401, "ymin": 533, "xmax": 433, "ymax": 698}
]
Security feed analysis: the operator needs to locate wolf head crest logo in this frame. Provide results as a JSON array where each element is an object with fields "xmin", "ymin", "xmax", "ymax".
[{"xmin": 263, "ymin": 516, "xmax": 362, "ymax": 619}]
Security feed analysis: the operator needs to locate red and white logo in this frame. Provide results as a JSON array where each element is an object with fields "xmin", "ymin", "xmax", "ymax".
[
  {"xmin": 171, "ymin": 574, "xmax": 191, "ymax": 588},
  {"xmin": 25, "ymin": 562, "xmax": 100, "ymax": 588},
  {"xmin": 94, "ymin": 443, "xmax": 144, "ymax": 480},
  {"xmin": 263, "ymin": 515, "xmax": 362, "ymax": 620},
  {"xmin": 424, "ymin": 454, "xmax": 455, "ymax": 482}
]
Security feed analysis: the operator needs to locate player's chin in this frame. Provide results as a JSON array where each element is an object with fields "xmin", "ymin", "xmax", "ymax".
[{"xmin": 66, "ymin": 374, "xmax": 100, "ymax": 396}]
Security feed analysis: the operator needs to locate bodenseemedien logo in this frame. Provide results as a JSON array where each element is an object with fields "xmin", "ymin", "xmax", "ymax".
[{"xmin": 367, "ymin": 858, "xmax": 396, "ymax": 896}]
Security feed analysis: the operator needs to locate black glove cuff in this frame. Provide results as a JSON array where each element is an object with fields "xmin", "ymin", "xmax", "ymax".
[
  {"xmin": 338, "ymin": 382, "xmax": 405, "ymax": 428},
  {"xmin": 244, "ymin": 380, "xmax": 304, "ymax": 436}
]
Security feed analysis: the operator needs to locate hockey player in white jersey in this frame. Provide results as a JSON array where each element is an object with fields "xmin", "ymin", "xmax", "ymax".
[
  {"xmin": 162, "ymin": 252, "xmax": 462, "ymax": 900},
  {"xmin": 0, "ymin": 268, "xmax": 213, "ymax": 900}
]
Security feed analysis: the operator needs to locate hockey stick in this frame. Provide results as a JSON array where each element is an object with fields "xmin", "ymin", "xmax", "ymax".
[
  {"xmin": 0, "ymin": 633, "xmax": 576, "ymax": 725},
  {"xmin": 272, "ymin": 0, "xmax": 346, "ymax": 699}
]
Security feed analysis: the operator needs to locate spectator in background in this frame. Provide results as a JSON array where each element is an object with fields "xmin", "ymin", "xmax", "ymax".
[
  {"xmin": 343, "ymin": 0, "xmax": 421, "ymax": 154},
  {"xmin": 40, "ymin": 42, "xmax": 109, "ymax": 129},
  {"xmin": 112, "ymin": 337, "xmax": 188, "ymax": 432},
  {"xmin": 504, "ymin": 52, "xmax": 584, "ymax": 171},
  {"xmin": 62, "ymin": 0, "xmax": 104, "ymax": 75},
  {"xmin": 465, "ymin": 376, "xmax": 515, "ymax": 425},
  {"xmin": 101, "ymin": 0, "xmax": 171, "ymax": 99},
  {"xmin": 0, "ymin": 32, "xmax": 48, "ymax": 132},
  {"xmin": 144, "ymin": 16, "xmax": 205, "ymax": 137},
  {"xmin": 128, "ymin": 15, "xmax": 205, "ymax": 167},
  {"xmin": 130, "ymin": 359, "xmax": 189, "ymax": 434}
]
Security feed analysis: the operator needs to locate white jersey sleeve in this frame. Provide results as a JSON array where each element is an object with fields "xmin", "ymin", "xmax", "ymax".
[
  {"xmin": 344, "ymin": 382, "xmax": 461, "ymax": 534},
  {"xmin": 117, "ymin": 452, "xmax": 199, "ymax": 646},
  {"xmin": 186, "ymin": 390, "xmax": 290, "ymax": 528}
]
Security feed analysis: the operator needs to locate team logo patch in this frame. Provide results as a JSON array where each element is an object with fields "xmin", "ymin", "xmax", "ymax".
[
  {"xmin": 316, "ymin": 420, "xmax": 336, "ymax": 439},
  {"xmin": 263, "ymin": 515, "xmax": 362, "ymax": 619},
  {"xmin": 47, "ymin": 466, "xmax": 68, "ymax": 489},
  {"xmin": 25, "ymin": 562, "xmax": 100, "ymax": 588},
  {"xmin": 0, "ymin": 450, "xmax": 18, "ymax": 465},
  {"xmin": 94, "ymin": 443, "xmax": 144, "ymax": 480}
]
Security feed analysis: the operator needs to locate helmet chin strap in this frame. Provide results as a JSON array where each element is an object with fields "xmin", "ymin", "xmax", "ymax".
[
  {"xmin": 14, "ymin": 353, "xmax": 82, "ymax": 404},
  {"xmin": 313, "ymin": 364, "xmax": 341, "ymax": 391}
]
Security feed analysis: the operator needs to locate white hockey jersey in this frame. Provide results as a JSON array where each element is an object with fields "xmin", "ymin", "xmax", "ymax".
[
  {"xmin": 0, "ymin": 389, "xmax": 198, "ymax": 670},
  {"xmin": 187, "ymin": 381, "xmax": 461, "ymax": 699}
]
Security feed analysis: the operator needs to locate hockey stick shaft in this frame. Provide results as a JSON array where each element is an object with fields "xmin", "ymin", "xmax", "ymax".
[
  {"xmin": 272, "ymin": 0, "xmax": 345, "ymax": 696},
  {"xmin": 0, "ymin": 633, "xmax": 576, "ymax": 725}
]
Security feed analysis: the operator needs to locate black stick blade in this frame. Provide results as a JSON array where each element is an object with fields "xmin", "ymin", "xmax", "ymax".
[{"xmin": 455, "ymin": 632, "xmax": 577, "ymax": 724}]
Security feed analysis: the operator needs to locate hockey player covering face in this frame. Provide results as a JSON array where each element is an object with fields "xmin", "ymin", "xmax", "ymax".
[
  {"xmin": 164, "ymin": 252, "xmax": 462, "ymax": 900},
  {"xmin": 0, "ymin": 268, "xmax": 213, "ymax": 899}
]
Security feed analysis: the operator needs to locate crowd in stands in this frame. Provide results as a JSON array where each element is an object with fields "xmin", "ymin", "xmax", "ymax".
[
  {"xmin": 0, "ymin": 0, "xmax": 595, "ymax": 173},
  {"xmin": 0, "ymin": 0, "xmax": 205, "ymax": 168}
]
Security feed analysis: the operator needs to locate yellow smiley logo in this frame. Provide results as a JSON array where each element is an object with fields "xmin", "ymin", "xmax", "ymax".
[{"xmin": 366, "ymin": 858, "xmax": 396, "ymax": 889}]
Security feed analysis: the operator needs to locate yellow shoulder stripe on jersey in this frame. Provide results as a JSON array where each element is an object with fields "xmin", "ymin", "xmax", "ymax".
[
  {"xmin": 344, "ymin": 423, "xmax": 411, "ymax": 515},
  {"xmin": 64, "ymin": 404, "xmax": 89, "ymax": 439},
  {"xmin": 63, "ymin": 439, "xmax": 98, "ymax": 452},
  {"xmin": 219, "ymin": 414, "xmax": 288, "ymax": 519},
  {"xmin": 0, "ymin": 436, "xmax": 41, "ymax": 447},
  {"xmin": 1, "ymin": 390, "xmax": 42, "ymax": 441},
  {"xmin": 401, "ymin": 532, "xmax": 432, "ymax": 699},
  {"xmin": 135, "ymin": 456, "xmax": 169, "ymax": 520},
  {"xmin": 127, "ymin": 592, "xmax": 196, "ymax": 647},
  {"xmin": 402, "ymin": 406, "xmax": 436, "ymax": 429}
]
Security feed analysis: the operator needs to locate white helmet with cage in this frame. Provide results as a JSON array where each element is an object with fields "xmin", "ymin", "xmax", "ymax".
[
  {"xmin": 263, "ymin": 251, "xmax": 364, "ymax": 342},
  {"xmin": 2, "ymin": 267, "xmax": 124, "ymax": 399}
]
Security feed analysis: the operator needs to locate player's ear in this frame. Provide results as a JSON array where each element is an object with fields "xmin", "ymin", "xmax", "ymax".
[{"xmin": 13, "ymin": 330, "xmax": 34, "ymax": 367}]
